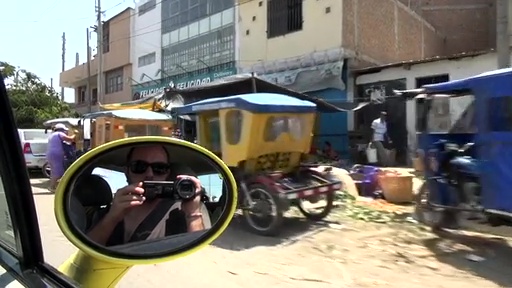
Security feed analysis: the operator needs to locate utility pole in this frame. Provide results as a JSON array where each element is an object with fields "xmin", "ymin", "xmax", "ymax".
[
  {"xmin": 96, "ymin": 0, "xmax": 104, "ymax": 104},
  {"xmin": 86, "ymin": 28, "xmax": 93, "ymax": 113},
  {"xmin": 61, "ymin": 32, "xmax": 66, "ymax": 101},
  {"xmin": 497, "ymin": 0, "xmax": 510, "ymax": 69}
]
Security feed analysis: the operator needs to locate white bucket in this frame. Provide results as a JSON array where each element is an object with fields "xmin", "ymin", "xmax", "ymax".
[{"xmin": 366, "ymin": 143, "xmax": 378, "ymax": 163}]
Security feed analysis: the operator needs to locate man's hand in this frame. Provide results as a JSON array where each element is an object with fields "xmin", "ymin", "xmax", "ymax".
[
  {"xmin": 177, "ymin": 175, "xmax": 203, "ymax": 215},
  {"xmin": 107, "ymin": 182, "xmax": 146, "ymax": 221},
  {"xmin": 178, "ymin": 174, "xmax": 205, "ymax": 232}
]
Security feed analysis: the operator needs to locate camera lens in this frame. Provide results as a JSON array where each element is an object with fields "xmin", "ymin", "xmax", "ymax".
[{"xmin": 175, "ymin": 179, "xmax": 196, "ymax": 200}]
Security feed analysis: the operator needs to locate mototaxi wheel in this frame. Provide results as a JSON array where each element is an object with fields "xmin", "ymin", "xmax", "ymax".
[
  {"xmin": 242, "ymin": 183, "xmax": 284, "ymax": 237},
  {"xmin": 414, "ymin": 182, "xmax": 456, "ymax": 230},
  {"xmin": 296, "ymin": 172, "xmax": 336, "ymax": 221},
  {"xmin": 42, "ymin": 162, "xmax": 51, "ymax": 178},
  {"xmin": 297, "ymin": 191, "xmax": 335, "ymax": 221}
]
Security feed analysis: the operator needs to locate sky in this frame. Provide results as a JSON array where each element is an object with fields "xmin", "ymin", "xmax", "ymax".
[{"xmin": 2, "ymin": 0, "xmax": 136, "ymax": 103}]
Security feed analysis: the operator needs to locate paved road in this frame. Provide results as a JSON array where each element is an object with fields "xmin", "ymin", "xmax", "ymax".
[{"xmin": 29, "ymin": 177, "xmax": 341, "ymax": 288}]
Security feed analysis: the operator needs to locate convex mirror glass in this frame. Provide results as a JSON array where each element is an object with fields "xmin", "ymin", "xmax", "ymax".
[{"xmin": 57, "ymin": 138, "xmax": 236, "ymax": 262}]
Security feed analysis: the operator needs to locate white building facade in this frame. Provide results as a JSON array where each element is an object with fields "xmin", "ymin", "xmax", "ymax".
[{"xmin": 131, "ymin": 0, "xmax": 163, "ymax": 100}]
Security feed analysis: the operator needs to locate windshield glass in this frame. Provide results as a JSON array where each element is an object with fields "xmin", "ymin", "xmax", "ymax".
[
  {"xmin": 422, "ymin": 94, "xmax": 476, "ymax": 133},
  {"xmin": 198, "ymin": 173, "xmax": 223, "ymax": 201},
  {"xmin": 91, "ymin": 167, "xmax": 127, "ymax": 193},
  {"xmin": 23, "ymin": 130, "xmax": 47, "ymax": 141}
]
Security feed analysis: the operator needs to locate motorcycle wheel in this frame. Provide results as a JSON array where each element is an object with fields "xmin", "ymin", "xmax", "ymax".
[{"xmin": 242, "ymin": 183, "xmax": 283, "ymax": 237}]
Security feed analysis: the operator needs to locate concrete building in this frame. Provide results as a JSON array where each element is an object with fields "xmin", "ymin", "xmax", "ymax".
[
  {"xmin": 131, "ymin": 0, "xmax": 163, "ymax": 100},
  {"xmin": 131, "ymin": 0, "xmax": 238, "ymax": 99},
  {"xmin": 237, "ymin": 0, "xmax": 450, "ymax": 155},
  {"xmin": 60, "ymin": 8, "xmax": 134, "ymax": 114}
]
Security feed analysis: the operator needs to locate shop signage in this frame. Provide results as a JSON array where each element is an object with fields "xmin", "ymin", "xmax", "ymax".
[{"xmin": 131, "ymin": 68, "xmax": 237, "ymax": 100}]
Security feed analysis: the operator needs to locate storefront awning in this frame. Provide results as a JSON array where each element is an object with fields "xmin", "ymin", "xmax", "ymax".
[{"xmin": 165, "ymin": 74, "xmax": 367, "ymax": 113}]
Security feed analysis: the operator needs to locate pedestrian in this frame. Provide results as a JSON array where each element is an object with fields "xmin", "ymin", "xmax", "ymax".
[
  {"xmin": 370, "ymin": 111, "xmax": 395, "ymax": 166},
  {"xmin": 46, "ymin": 123, "xmax": 75, "ymax": 193}
]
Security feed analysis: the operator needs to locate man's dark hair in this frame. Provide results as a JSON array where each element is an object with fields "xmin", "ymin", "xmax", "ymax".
[{"xmin": 126, "ymin": 145, "xmax": 171, "ymax": 164}]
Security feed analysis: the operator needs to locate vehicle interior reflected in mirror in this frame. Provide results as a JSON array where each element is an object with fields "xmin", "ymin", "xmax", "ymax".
[{"xmin": 65, "ymin": 142, "xmax": 230, "ymax": 257}]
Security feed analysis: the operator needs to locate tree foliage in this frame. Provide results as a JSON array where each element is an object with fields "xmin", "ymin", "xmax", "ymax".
[{"xmin": 1, "ymin": 61, "xmax": 76, "ymax": 128}]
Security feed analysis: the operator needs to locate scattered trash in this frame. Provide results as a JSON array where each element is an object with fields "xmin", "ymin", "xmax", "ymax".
[
  {"xmin": 465, "ymin": 254, "xmax": 486, "ymax": 262},
  {"xmin": 334, "ymin": 190, "xmax": 414, "ymax": 224},
  {"xmin": 327, "ymin": 223, "xmax": 345, "ymax": 230}
]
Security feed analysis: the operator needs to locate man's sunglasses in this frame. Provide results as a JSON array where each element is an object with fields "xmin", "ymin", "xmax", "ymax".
[{"xmin": 128, "ymin": 161, "xmax": 171, "ymax": 175}]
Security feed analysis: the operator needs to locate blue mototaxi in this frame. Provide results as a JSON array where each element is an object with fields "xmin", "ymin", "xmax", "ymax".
[{"xmin": 395, "ymin": 68, "xmax": 512, "ymax": 230}]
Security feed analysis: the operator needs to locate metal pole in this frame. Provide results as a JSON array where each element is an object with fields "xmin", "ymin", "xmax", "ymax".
[
  {"xmin": 96, "ymin": 0, "xmax": 104, "ymax": 103},
  {"xmin": 497, "ymin": 0, "xmax": 510, "ymax": 69},
  {"xmin": 61, "ymin": 32, "xmax": 66, "ymax": 101},
  {"xmin": 86, "ymin": 28, "xmax": 93, "ymax": 113}
]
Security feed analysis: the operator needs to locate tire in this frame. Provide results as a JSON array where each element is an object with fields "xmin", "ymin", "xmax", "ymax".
[
  {"xmin": 414, "ymin": 182, "xmax": 444, "ymax": 229},
  {"xmin": 42, "ymin": 162, "xmax": 51, "ymax": 178},
  {"xmin": 297, "ymin": 191, "xmax": 335, "ymax": 221},
  {"xmin": 242, "ymin": 183, "xmax": 284, "ymax": 237}
]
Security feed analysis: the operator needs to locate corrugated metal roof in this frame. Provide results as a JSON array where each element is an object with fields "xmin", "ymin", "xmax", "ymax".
[{"xmin": 353, "ymin": 50, "xmax": 495, "ymax": 75}]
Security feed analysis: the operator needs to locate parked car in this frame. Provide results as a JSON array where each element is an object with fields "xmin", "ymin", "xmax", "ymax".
[{"xmin": 18, "ymin": 129, "xmax": 48, "ymax": 175}]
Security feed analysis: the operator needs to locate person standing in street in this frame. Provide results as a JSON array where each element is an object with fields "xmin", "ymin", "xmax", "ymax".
[{"xmin": 370, "ymin": 111, "xmax": 395, "ymax": 166}]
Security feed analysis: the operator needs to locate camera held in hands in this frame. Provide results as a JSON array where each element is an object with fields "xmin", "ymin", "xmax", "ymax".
[{"xmin": 142, "ymin": 178, "xmax": 196, "ymax": 201}]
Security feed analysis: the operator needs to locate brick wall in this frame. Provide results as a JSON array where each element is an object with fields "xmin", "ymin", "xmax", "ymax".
[
  {"xmin": 343, "ymin": 0, "xmax": 446, "ymax": 66},
  {"xmin": 398, "ymin": 0, "xmax": 496, "ymax": 54}
]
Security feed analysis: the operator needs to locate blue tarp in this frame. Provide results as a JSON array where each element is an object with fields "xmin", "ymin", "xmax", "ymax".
[
  {"xmin": 82, "ymin": 109, "xmax": 171, "ymax": 120},
  {"xmin": 173, "ymin": 93, "xmax": 317, "ymax": 115}
]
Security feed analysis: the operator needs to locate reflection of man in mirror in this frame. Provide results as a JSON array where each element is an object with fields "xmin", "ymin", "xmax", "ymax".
[{"xmin": 87, "ymin": 144, "xmax": 208, "ymax": 246}]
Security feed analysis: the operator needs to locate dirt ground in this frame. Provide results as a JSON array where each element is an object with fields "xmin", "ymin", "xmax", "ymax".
[{"xmin": 30, "ymin": 177, "xmax": 512, "ymax": 288}]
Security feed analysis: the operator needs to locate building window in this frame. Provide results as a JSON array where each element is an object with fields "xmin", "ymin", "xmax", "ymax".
[
  {"xmin": 138, "ymin": 52, "xmax": 157, "ymax": 67},
  {"xmin": 161, "ymin": 0, "xmax": 234, "ymax": 34},
  {"xmin": 78, "ymin": 86, "xmax": 86, "ymax": 103},
  {"xmin": 139, "ymin": 0, "xmax": 157, "ymax": 16},
  {"xmin": 103, "ymin": 22, "xmax": 110, "ymax": 53},
  {"xmin": 105, "ymin": 68, "xmax": 123, "ymax": 94},
  {"xmin": 92, "ymin": 88, "xmax": 98, "ymax": 104},
  {"xmin": 415, "ymin": 74, "xmax": 449, "ymax": 88},
  {"xmin": 267, "ymin": 0, "xmax": 303, "ymax": 39},
  {"xmin": 161, "ymin": 25, "xmax": 235, "ymax": 74}
]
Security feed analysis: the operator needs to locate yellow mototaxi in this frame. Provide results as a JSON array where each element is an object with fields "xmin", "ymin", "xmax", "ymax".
[
  {"xmin": 81, "ymin": 109, "xmax": 174, "ymax": 150},
  {"xmin": 174, "ymin": 93, "xmax": 342, "ymax": 236}
]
